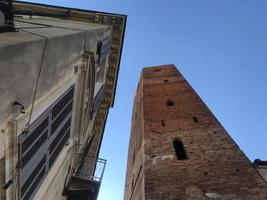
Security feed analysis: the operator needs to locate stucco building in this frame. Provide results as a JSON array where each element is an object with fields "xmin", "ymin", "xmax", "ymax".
[
  {"xmin": 124, "ymin": 65, "xmax": 267, "ymax": 200},
  {"xmin": 0, "ymin": 1, "xmax": 126, "ymax": 200}
]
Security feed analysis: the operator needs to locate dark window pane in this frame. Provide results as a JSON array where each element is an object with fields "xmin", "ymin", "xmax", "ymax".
[
  {"xmin": 22, "ymin": 130, "xmax": 48, "ymax": 168},
  {"xmin": 22, "ymin": 118, "xmax": 48, "ymax": 154},
  {"xmin": 50, "ymin": 118, "xmax": 71, "ymax": 154},
  {"xmin": 21, "ymin": 156, "xmax": 46, "ymax": 196},
  {"xmin": 51, "ymin": 101, "xmax": 73, "ymax": 134},
  {"xmin": 52, "ymin": 87, "xmax": 74, "ymax": 119}
]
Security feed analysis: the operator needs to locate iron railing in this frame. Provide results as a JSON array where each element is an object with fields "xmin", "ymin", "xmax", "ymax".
[
  {"xmin": 72, "ymin": 145, "xmax": 107, "ymax": 183},
  {"xmin": 73, "ymin": 155, "xmax": 106, "ymax": 183}
]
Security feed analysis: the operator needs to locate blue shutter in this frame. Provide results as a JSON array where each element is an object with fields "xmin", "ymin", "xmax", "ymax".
[
  {"xmin": 18, "ymin": 85, "xmax": 74, "ymax": 200},
  {"xmin": 92, "ymin": 84, "xmax": 106, "ymax": 113}
]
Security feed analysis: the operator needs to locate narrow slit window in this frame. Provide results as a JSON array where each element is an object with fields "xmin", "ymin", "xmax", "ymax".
[
  {"xmin": 132, "ymin": 149, "xmax": 135, "ymax": 164},
  {"xmin": 173, "ymin": 139, "xmax": 187, "ymax": 160}
]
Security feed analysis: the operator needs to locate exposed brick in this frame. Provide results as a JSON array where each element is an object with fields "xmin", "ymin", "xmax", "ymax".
[{"xmin": 124, "ymin": 64, "xmax": 267, "ymax": 200}]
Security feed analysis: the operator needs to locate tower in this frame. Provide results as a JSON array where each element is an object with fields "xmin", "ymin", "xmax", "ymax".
[{"xmin": 124, "ymin": 64, "xmax": 267, "ymax": 200}]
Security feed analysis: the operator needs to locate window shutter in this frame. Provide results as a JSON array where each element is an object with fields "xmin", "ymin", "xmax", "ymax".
[
  {"xmin": 18, "ymin": 85, "xmax": 74, "ymax": 200},
  {"xmin": 92, "ymin": 84, "xmax": 106, "ymax": 113}
]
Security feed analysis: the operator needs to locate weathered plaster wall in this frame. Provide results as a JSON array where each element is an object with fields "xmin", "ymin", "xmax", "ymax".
[
  {"xmin": 0, "ymin": 32, "xmax": 44, "ymax": 129},
  {"xmin": 0, "ymin": 16, "xmax": 112, "ymax": 200},
  {"xmin": 0, "ymin": 17, "xmax": 111, "ymax": 131}
]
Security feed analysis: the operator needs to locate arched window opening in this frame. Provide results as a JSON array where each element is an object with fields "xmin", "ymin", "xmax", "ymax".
[
  {"xmin": 166, "ymin": 100, "xmax": 174, "ymax": 107},
  {"xmin": 173, "ymin": 139, "xmax": 187, "ymax": 160}
]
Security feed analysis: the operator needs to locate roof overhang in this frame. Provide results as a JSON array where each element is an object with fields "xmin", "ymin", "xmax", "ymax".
[{"xmin": 13, "ymin": 0, "xmax": 127, "ymax": 107}]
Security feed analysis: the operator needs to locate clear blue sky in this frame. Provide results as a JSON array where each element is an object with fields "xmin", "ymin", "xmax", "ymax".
[{"xmin": 22, "ymin": 1, "xmax": 267, "ymax": 199}]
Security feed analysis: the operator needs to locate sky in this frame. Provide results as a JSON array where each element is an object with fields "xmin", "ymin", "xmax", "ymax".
[{"xmin": 22, "ymin": 1, "xmax": 267, "ymax": 199}]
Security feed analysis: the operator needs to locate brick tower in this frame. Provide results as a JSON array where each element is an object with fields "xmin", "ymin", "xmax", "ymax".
[{"xmin": 124, "ymin": 65, "xmax": 267, "ymax": 200}]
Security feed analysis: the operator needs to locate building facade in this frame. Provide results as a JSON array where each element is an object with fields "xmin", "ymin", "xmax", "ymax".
[
  {"xmin": 0, "ymin": 1, "xmax": 126, "ymax": 200},
  {"xmin": 124, "ymin": 65, "xmax": 267, "ymax": 200}
]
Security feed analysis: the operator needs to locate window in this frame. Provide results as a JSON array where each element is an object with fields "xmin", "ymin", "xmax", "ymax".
[
  {"xmin": 132, "ymin": 150, "xmax": 135, "ymax": 165},
  {"xmin": 18, "ymin": 86, "xmax": 74, "ymax": 200},
  {"xmin": 92, "ymin": 84, "xmax": 106, "ymax": 113},
  {"xmin": 166, "ymin": 100, "xmax": 174, "ymax": 107},
  {"xmin": 96, "ymin": 37, "xmax": 112, "ymax": 83},
  {"xmin": 173, "ymin": 139, "xmax": 187, "ymax": 160},
  {"xmin": 192, "ymin": 116, "xmax": 198, "ymax": 123}
]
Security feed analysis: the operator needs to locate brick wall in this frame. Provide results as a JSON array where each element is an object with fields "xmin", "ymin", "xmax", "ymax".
[
  {"xmin": 124, "ymin": 79, "xmax": 145, "ymax": 200},
  {"xmin": 124, "ymin": 64, "xmax": 267, "ymax": 200}
]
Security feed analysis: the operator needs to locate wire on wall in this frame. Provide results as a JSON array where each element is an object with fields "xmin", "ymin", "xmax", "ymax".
[{"xmin": 20, "ymin": 29, "xmax": 48, "ymax": 131}]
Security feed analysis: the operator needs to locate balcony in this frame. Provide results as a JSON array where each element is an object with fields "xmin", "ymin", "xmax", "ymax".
[{"xmin": 67, "ymin": 154, "xmax": 106, "ymax": 200}]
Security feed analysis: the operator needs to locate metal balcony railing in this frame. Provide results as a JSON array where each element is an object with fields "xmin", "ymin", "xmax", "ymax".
[
  {"xmin": 73, "ymin": 155, "xmax": 107, "ymax": 183},
  {"xmin": 67, "ymin": 145, "xmax": 107, "ymax": 200}
]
